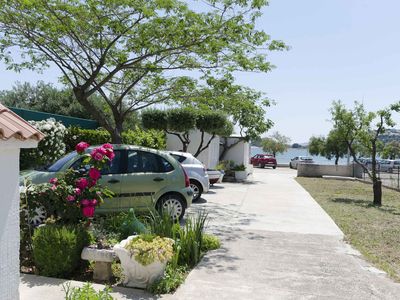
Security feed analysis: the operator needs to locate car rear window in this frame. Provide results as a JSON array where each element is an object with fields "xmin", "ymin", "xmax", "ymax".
[{"xmin": 171, "ymin": 154, "xmax": 186, "ymax": 163}]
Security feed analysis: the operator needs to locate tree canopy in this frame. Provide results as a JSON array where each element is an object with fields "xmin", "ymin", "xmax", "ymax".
[
  {"xmin": 261, "ymin": 132, "xmax": 291, "ymax": 157},
  {"xmin": 0, "ymin": 0, "xmax": 286, "ymax": 142},
  {"xmin": 308, "ymin": 130, "xmax": 348, "ymax": 165},
  {"xmin": 142, "ymin": 108, "xmax": 232, "ymax": 156},
  {"xmin": 330, "ymin": 100, "xmax": 400, "ymax": 206}
]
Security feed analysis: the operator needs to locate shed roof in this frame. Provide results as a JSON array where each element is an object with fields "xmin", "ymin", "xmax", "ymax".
[{"xmin": 0, "ymin": 104, "xmax": 44, "ymax": 141}]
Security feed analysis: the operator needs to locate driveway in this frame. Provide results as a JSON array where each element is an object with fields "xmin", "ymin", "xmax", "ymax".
[{"xmin": 167, "ymin": 168, "xmax": 400, "ymax": 299}]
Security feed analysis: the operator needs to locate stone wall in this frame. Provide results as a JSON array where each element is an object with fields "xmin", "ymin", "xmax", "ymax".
[{"xmin": 297, "ymin": 163, "xmax": 363, "ymax": 178}]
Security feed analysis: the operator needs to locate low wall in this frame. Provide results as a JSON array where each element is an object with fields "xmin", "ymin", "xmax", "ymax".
[{"xmin": 297, "ymin": 163, "xmax": 363, "ymax": 178}]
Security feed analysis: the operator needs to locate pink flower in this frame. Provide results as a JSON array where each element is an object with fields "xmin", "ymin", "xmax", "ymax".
[
  {"xmin": 102, "ymin": 143, "xmax": 113, "ymax": 149},
  {"xmin": 67, "ymin": 195, "xmax": 75, "ymax": 202},
  {"xmin": 89, "ymin": 167, "xmax": 101, "ymax": 180},
  {"xmin": 97, "ymin": 147, "xmax": 107, "ymax": 155},
  {"xmin": 88, "ymin": 179, "xmax": 97, "ymax": 188},
  {"xmin": 76, "ymin": 178, "xmax": 89, "ymax": 190},
  {"xmin": 106, "ymin": 151, "xmax": 115, "ymax": 160},
  {"xmin": 76, "ymin": 142, "xmax": 90, "ymax": 154},
  {"xmin": 91, "ymin": 149, "xmax": 104, "ymax": 161},
  {"xmin": 74, "ymin": 188, "xmax": 81, "ymax": 195},
  {"xmin": 91, "ymin": 199, "xmax": 98, "ymax": 206},
  {"xmin": 82, "ymin": 206, "xmax": 95, "ymax": 218},
  {"xmin": 80, "ymin": 199, "xmax": 90, "ymax": 206},
  {"xmin": 49, "ymin": 178, "xmax": 58, "ymax": 185},
  {"xmin": 51, "ymin": 185, "xmax": 57, "ymax": 191}
]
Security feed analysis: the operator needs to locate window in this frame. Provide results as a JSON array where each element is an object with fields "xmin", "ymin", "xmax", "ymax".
[
  {"xmin": 128, "ymin": 151, "xmax": 174, "ymax": 173},
  {"xmin": 101, "ymin": 150, "xmax": 122, "ymax": 175},
  {"xmin": 47, "ymin": 152, "xmax": 77, "ymax": 172},
  {"xmin": 171, "ymin": 154, "xmax": 186, "ymax": 163}
]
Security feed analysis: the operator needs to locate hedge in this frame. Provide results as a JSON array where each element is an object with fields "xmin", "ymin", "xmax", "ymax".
[{"xmin": 64, "ymin": 126, "xmax": 166, "ymax": 152}]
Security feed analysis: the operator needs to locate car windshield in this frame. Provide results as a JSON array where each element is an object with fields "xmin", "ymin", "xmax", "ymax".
[{"xmin": 47, "ymin": 152, "xmax": 77, "ymax": 172}]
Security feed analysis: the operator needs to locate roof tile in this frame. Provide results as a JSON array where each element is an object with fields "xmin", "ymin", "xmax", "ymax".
[{"xmin": 0, "ymin": 104, "xmax": 45, "ymax": 141}]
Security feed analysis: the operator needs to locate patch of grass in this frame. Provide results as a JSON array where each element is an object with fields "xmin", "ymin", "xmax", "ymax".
[{"xmin": 296, "ymin": 177, "xmax": 400, "ymax": 281}]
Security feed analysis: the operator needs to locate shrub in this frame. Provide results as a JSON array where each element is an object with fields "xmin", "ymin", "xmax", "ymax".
[
  {"xmin": 64, "ymin": 126, "xmax": 166, "ymax": 152},
  {"xmin": 148, "ymin": 264, "xmax": 187, "ymax": 294},
  {"xmin": 32, "ymin": 224, "xmax": 90, "ymax": 277},
  {"xmin": 20, "ymin": 118, "xmax": 66, "ymax": 169},
  {"xmin": 146, "ymin": 209, "xmax": 179, "ymax": 239},
  {"xmin": 201, "ymin": 234, "xmax": 221, "ymax": 251},
  {"xmin": 232, "ymin": 164, "xmax": 246, "ymax": 171},
  {"xmin": 63, "ymin": 282, "xmax": 114, "ymax": 300}
]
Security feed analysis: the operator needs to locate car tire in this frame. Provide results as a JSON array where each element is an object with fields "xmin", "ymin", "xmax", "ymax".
[
  {"xmin": 289, "ymin": 162, "xmax": 292, "ymax": 169},
  {"xmin": 157, "ymin": 193, "xmax": 186, "ymax": 220},
  {"xmin": 261, "ymin": 164, "xmax": 265, "ymax": 168},
  {"xmin": 190, "ymin": 180, "xmax": 203, "ymax": 202},
  {"xmin": 273, "ymin": 166, "xmax": 276, "ymax": 169}
]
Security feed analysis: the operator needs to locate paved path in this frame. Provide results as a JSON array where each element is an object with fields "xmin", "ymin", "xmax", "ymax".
[
  {"xmin": 167, "ymin": 168, "xmax": 400, "ymax": 300},
  {"xmin": 20, "ymin": 168, "xmax": 400, "ymax": 299}
]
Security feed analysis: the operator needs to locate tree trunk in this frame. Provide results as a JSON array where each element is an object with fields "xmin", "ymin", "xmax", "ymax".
[
  {"xmin": 335, "ymin": 156, "xmax": 339, "ymax": 165},
  {"xmin": 111, "ymin": 119, "xmax": 124, "ymax": 144},
  {"xmin": 373, "ymin": 179, "xmax": 382, "ymax": 206}
]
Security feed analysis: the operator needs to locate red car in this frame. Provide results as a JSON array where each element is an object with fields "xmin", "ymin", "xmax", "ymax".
[{"xmin": 250, "ymin": 154, "xmax": 277, "ymax": 169}]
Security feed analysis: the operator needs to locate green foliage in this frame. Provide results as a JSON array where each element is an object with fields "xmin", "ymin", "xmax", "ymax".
[
  {"xmin": 125, "ymin": 235, "xmax": 174, "ymax": 266},
  {"xmin": 308, "ymin": 136, "xmax": 326, "ymax": 156},
  {"xmin": 148, "ymin": 264, "xmax": 187, "ymax": 295},
  {"xmin": 63, "ymin": 282, "xmax": 114, "ymax": 300},
  {"xmin": 262, "ymin": 132, "xmax": 291, "ymax": 157},
  {"xmin": 146, "ymin": 210, "xmax": 179, "ymax": 239},
  {"xmin": 381, "ymin": 141, "xmax": 400, "ymax": 159},
  {"xmin": 216, "ymin": 160, "xmax": 235, "ymax": 171},
  {"xmin": 141, "ymin": 110, "xmax": 168, "ymax": 131},
  {"xmin": 96, "ymin": 209, "xmax": 148, "ymax": 241},
  {"xmin": 232, "ymin": 164, "xmax": 246, "ymax": 171},
  {"xmin": 0, "ymin": 0, "xmax": 285, "ymax": 143},
  {"xmin": 308, "ymin": 130, "xmax": 348, "ymax": 165},
  {"xmin": 32, "ymin": 224, "xmax": 90, "ymax": 278},
  {"xmin": 167, "ymin": 108, "xmax": 197, "ymax": 133},
  {"xmin": 64, "ymin": 127, "xmax": 166, "ymax": 152},
  {"xmin": 201, "ymin": 234, "xmax": 221, "ymax": 251}
]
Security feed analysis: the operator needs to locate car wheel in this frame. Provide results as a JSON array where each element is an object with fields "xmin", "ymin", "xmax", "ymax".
[
  {"xmin": 190, "ymin": 180, "xmax": 203, "ymax": 202},
  {"xmin": 289, "ymin": 162, "xmax": 292, "ymax": 169},
  {"xmin": 261, "ymin": 164, "xmax": 265, "ymax": 168},
  {"xmin": 158, "ymin": 194, "xmax": 186, "ymax": 220},
  {"xmin": 273, "ymin": 166, "xmax": 276, "ymax": 169}
]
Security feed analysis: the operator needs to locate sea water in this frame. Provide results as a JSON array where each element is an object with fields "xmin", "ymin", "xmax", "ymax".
[{"xmin": 251, "ymin": 146, "xmax": 349, "ymax": 165}]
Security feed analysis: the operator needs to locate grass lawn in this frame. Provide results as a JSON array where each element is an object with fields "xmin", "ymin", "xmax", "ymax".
[{"xmin": 296, "ymin": 177, "xmax": 400, "ymax": 281}]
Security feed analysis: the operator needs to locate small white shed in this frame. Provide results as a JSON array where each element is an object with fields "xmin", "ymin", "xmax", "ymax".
[{"xmin": 0, "ymin": 104, "xmax": 43, "ymax": 300}]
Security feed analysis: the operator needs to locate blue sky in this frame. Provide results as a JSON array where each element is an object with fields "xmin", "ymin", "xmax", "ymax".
[{"xmin": 1, "ymin": 0, "xmax": 400, "ymax": 142}]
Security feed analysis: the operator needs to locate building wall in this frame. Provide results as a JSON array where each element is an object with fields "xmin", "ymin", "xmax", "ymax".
[
  {"xmin": 297, "ymin": 163, "xmax": 363, "ymax": 178},
  {"xmin": 166, "ymin": 131, "xmax": 220, "ymax": 168},
  {"xmin": 221, "ymin": 137, "xmax": 250, "ymax": 167},
  {"xmin": 0, "ymin": 147, "xmax": 20, "ymax": 300}
]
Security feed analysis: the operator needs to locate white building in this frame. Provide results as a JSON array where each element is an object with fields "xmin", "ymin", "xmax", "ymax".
[{"xmin": 0, "ymin": 104, "xmax": 43, "ymax": 300}]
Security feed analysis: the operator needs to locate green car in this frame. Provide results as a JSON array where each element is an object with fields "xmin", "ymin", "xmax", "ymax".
[{"xmin": 20, "ymin": 145, "xmax": 193, "ymax": 219}]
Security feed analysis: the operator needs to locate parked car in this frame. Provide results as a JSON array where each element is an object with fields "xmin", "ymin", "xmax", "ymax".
[
  {"xmin": 20, "ymin": 145, "xmax": 193, "ymax": 220},
  {"xmin": 168, "ymin": 151, "xmax": 209, "ymax": 201},
  {"xmin": 250, "ymin": 154, "xmax": 277, "ymax": 169},
  {"xmin": 378, "ymin": 159, "xmax": 394, "ymax": 173},
  {"xmin": 289, "ymin": 156, "xmax": 314, "ymax": 169},
  {"xmin": 207, "ymin": 169, "xmax": 225, "ymax": 185}
]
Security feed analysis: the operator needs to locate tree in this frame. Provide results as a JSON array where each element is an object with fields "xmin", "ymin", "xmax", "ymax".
[
  {"xmin": 261, "ymin": 132, "xmax": 291, "ymax": 157},
  {"xmin": 0, "ymin": 0, "xmax": 286, "ymax": 143},
  {"xmin": 381, "ymin": 141, "xmax": 400, "ymax": 159},
  {"xmin": 142, "ymin": 108, "xmax": 232, "ymax": 156},
  {"xmin": 178, "ymin": 76, "xmax": 274, "ymax": 159},
  {"xmin": 330, "ymin": 100, "xmax": 400, "ymax": 206},
  {"xmin": 308, "ymin": 130, "xmax": 348, "ymax": 165}
]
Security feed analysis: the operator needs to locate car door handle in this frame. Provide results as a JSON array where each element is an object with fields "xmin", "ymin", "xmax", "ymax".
[
  {"xmin": 153, "ymin": 177, "xmax": 164, "ymax": 182},
  {"xmin": 108, "ymin": 179, "xmax": 120, "ymax": 184}
]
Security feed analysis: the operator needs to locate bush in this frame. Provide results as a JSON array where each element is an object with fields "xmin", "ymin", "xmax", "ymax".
[
  {"xmin": 201, "ymin": 234, "xmax": 221, "ymax": 251},
  {"xmin": 20, "ymin": 118, "xmax": 66, "ymax": 169},
  {"xmin": 232, "ymin": 164, "xmax": 246, "ymax": 171},
  {"xmin": 148, "ymin": 264, "xmax": 187, "ymax": 294},
  {"xmin": 63, "ymin": 282, "xmax": 114, "ymax": 300},
  {"xmin": 32, "ymin": 224, "xmax": 90, "ymax": 277},
  {"xmin": 64, "ymin": 126, "xmax": 165, "ymax": 152}
]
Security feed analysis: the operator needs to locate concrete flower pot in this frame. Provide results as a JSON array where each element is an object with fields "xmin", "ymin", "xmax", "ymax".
[
  {"xmin": 234, "ymin": 170, "xmax": 247, "ymax": 182},
  {"xmin": 113, "ymin": 235, "xmax": 169, "ymax": 288}
]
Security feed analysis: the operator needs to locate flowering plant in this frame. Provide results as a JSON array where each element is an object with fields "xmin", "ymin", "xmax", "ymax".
[
  {"xmin": 47, "ymin": 142, "xmax": 115, "ymax": 219},
  {"xmin": 20, "ymin": 118, "xmax": 66, "ymax": 169}
]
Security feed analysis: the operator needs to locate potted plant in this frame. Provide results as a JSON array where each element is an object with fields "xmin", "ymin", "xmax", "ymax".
[
  {"xmin": 113, "ymin": 234, "xmax": 174, "ymax": 288},
  {"xmin": 232, "ymin": 164, "xmax": 247, "ymax": 181}
]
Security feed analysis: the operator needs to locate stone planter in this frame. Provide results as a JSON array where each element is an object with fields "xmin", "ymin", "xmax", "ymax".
[
  {"xmin": 113, "ymin": 235, "xmax": 170, "ymax": 289},
  {"xmin": 235, "ymin": 170, "xmax": 247, "ymax": 182},
  {"xmin": 81, "ymin": 247, "xmax": 116, "ymax": 281}
]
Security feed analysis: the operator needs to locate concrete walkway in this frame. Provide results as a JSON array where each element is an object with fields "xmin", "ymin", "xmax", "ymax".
[
  {"xmin": 167, "ymin": 168, "xmax": 400, "ymax": 299},
  {"xmin": 20, "ymin": 168, "xmax": 400, "ymax": 299}
]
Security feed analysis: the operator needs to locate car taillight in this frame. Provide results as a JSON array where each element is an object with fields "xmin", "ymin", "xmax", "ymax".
[{"xmin": 181, "ymin": 165, "xmax": 190, "ymax": 187}]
